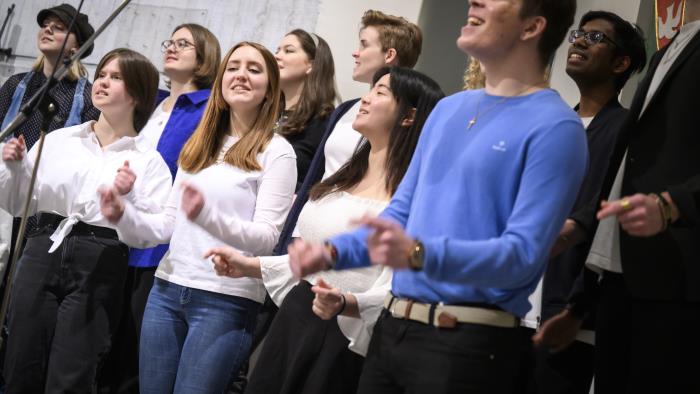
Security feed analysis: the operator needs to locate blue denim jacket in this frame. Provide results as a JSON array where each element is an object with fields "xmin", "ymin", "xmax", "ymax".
[{"xmin": 128, "ymin": 88, "xmax": 211, "ymax": 268}]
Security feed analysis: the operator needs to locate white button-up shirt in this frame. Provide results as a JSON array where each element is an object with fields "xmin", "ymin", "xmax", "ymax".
[{"xmin": 0, "ymin": 121, "xmax": 172, "ymax": 252}]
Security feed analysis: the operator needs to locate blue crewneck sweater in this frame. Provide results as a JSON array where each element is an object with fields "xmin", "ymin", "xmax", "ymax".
[{"xmin": 331, "ymin": 89, "xmax": 588, "ymax": 317}]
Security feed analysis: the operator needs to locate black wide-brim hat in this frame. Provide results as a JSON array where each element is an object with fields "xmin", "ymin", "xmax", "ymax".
[{"xmin": 37, "ymin": 3, "xmax": 95, "ymax": 59}]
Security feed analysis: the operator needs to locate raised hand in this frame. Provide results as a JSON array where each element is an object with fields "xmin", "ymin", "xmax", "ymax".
[
  {"xmin": 181, "ymin": 181, "xmax": 205, "ymax": 221},
  {"xmin": 98, "ymin": 186, "xmax": 125, "ymax": 223},
  {"xmin": 2, "ymin": 135, "xmax": 26, "ymax": 162},
  {"xmin": 311, "ymin": 278, "xmax": 345, "ymax": 320},
  {"xmin": 531, "ymin": 308, "xmax": 583, "ymax": 353},
  {"xmin": 352, "ymin": 214, "xmax": 414, "ymax": 269},
  {"xmin": 287, "ymin": 238, "xmax": 331, "ymax": 278},
  {"xmin": 597, "ymin": 194, "xmax": 666, "ymax": 237},
  {"xmin": 204, "ymin": 246, "xmax": 262, "ymax": 279},
  {"xmin": 113, "ymin": 160, "xmax": 137, "ymax": 195}
]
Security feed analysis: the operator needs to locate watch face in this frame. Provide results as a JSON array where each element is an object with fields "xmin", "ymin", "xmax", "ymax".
[{"xmin": 410, "ymin": 241, "xmax": 424, "ymax": 270}]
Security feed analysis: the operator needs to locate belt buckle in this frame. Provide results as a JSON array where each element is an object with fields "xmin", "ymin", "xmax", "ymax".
[{"xmin": 436, "ymin": 310, "xmax": 458, "ymax": 328}]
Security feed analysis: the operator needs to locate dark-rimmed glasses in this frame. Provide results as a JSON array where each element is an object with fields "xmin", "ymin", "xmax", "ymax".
[
  {"xmin": 568, "ymin": 29, "xmax": 619, "ymax": 47},
  {"xmin": 160, "ymin": 39, "xmax": 195, "ymax": 53}
]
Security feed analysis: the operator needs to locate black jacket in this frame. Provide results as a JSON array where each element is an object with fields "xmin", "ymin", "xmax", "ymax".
[
  {"xmin": 541, "ymin": 99, "xmax": 627, "ymax": 325},
  {"xmin": 272, "ymin": 99, "xmax": 360, "ymax": 255},
  {"xmin": 597, "ymin": 30, "xmax": 700, "ymax": 302}
]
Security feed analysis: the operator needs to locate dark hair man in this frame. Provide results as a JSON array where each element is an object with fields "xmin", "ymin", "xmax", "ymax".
[{"xmin": 531, "ymin": 10, "xmax": 646, "ymax": 394}]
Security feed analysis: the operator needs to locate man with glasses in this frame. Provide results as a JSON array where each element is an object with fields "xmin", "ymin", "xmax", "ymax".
[{"xmin": 529, "ymin": 10, "xmax": 646, "ymax": 394}]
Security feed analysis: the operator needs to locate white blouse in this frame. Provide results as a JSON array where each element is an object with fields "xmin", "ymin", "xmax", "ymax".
[
  {"xmin": 118, "ymin": 134, "xmax": 297, "ymax": 302},
  {"xmin": 260, "ymin": 191, "xmax": 390, "ymax": 356},
  {"xmin": 0, "ymin": 121, "xmax": 172, "ymax": 252}
]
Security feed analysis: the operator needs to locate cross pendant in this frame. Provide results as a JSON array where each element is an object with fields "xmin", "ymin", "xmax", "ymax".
[{"xmin": 467, "ymin": 118, "xmax": 476, "ymax": 129}]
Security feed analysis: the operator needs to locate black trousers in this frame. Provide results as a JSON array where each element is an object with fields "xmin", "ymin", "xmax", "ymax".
[
  {"xmin": 595, "ymin": 271, "xmax": 700, "ymax": 394},
  {"xmin": 530, "ymin": 331, "xmax": 594, "ymax": 394},
  {"xmin": 358, "ymin": 310, "xmax": 527, "ymax": 394},
  {"xmin": 3, "ymin": 225, "xmax": 128, "ymax": 393},
  {"xmin": 97, "ymin": 265, "xmax": 156, "ymax": 394},
  {"xmin": 246, "ymin": 281, "xmax": 364, "ymax": 394}
]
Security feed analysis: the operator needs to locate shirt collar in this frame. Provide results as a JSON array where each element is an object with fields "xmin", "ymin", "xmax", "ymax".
[
  {"xmin": 181, "ymin": 89, "xmax": 211, "ymax": 105},
  {"xmin": 680, "ymin": 19, "xmax": 700, "ymax": 36},
  {"xmin": 75, "ymin": 120, "xmax": 145, "ymax": 152}
]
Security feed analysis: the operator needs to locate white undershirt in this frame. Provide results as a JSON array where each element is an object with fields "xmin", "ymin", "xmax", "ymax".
[
  {"xmin": 322, "ymin": 101, "xmax": 363, "ymax": 179},
  {"xmin": 117, "ymin": 134, "xmax": 297, "ymax": 301},
  {"xmin": 0, "ymin": 121, "xmax": 172, "ymax": 252},
  {"xmin": 136, "ymin": 100, "xmax": 171, "ymax": 150}
]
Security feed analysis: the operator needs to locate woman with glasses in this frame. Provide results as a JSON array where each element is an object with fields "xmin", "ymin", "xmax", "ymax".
[
  {"xmin": 274, "ymin": 29, "xmax": 337, "ymax": 191},
  {"xmin": 99, "ymin": 41, "xmax": 296, "ymax": 393},
  {"xmin": 97, "ymin": 23, "xmax": 221, "ymax": 392}
]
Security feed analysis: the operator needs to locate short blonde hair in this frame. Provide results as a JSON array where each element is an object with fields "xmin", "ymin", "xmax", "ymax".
[{"xmin": 32, "ymin": 54, "xmax": 87, "ymax": 82}]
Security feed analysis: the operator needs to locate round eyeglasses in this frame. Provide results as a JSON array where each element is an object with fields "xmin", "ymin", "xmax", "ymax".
[
  {"xmin": 161, "ymin": 39, "xmax": 195, "ymax": 53},
  {"xmin": 568, "ymin": 29, "xmax": 619, "ymax": 47}
]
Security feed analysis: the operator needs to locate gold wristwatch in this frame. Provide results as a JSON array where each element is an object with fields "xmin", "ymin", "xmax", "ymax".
[{"xmin": 407, "ymin": 240, "xmax": 425, "ymax": 271}]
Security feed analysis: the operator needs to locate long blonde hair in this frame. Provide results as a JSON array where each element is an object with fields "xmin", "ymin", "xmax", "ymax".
[{"xmin": 179, "ymin": 42, "xmax": 281, "ymax": 173}]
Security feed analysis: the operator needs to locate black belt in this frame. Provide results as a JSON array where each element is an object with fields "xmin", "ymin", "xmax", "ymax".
[{"xmin": 37, "ymin": 212, "xmax": 118, "ymax": 239}]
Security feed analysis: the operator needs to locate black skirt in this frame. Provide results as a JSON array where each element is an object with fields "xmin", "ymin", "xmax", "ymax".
[{"xmin": 245, "ymin": 280, "xmax": 364, "ymax": 394}]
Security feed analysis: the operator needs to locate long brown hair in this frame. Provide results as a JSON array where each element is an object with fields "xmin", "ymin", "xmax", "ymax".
[
  {"xmin": 94, "ymin": 48, "xmax": 159, "ymax": 132},
  {"xmin": 165, "ymin": 23, "xmax": 221, "ymax": 90},
  {"xmin": 179, "ymin": 42, "xmax": 281, "ymax": 173},
  {"xmin": 310, "ymin": 67, "xmax": 444, "ymax": 200},
  {"xmin": 277, "ymin": 29, "xmax": 337, "ymax": 136}
]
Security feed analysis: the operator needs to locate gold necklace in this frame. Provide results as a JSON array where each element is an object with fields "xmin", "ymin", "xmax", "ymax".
[{"xmin": 467, "ymin": 86, "xmax": 543, "ymax": 130}]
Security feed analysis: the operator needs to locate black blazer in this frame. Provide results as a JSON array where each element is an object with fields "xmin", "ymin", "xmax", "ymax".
[
  {"xmin": 272, "ymin": 98, "xmax": 361, "ymax": 255},
  {"xmin": 599, "ymin": 30, "xmax": 700, "ymax": 301}
]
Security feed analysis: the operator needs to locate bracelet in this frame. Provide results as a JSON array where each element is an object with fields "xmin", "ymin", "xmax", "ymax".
[
  {"xmin": 334, "ymin": 293, "xmax": 347, "ymax": 318},
  {"xmin": 649, "ymin": 194, "xmax": 669, "ymax": 232},
  {"xmin": 654, "ymin": 192, "xmax": 674, "ymax": 226}
]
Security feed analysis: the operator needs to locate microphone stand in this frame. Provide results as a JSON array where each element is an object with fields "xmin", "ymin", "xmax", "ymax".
[
  {"xmin": 0, "ymin": 4, "xmax": 15, "ymax": 58},
  {"xmin": 0, "ymin": 0, "xmax": 133, "ymax": 350}
]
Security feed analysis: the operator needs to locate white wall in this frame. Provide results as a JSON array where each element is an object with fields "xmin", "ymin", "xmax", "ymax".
[
  {"xmin": 0, "ymin": 0, "xmax": 321, "ymax": 88},
  {"xmin": 315, "ymin": 0, "xmax": 423, "ymax": 101},
  {"xmin": 549, "ymin": 0, "xmax": 642, "ymax": 106}
]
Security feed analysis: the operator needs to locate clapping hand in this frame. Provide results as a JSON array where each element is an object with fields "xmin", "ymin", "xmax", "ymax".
[
  {"xmin": 113, "ymin": 160, "xmax": 136, "ymax": 195},
  {"xmin": 181, "ymin": 181, "xmax": 205, "ymax": 221},
  {"xmin": 2, "ymin": 135, "xmax": 26, "ymax": 162}
]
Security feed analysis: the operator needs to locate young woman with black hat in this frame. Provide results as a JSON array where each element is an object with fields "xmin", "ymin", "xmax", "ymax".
[
  {"xmin": 0, "ymin": 3, "xmax": 99, "ymax": 146},
  {"xmin": 0, "ymin": 3, "xmax": 100, "ymax": 269}
]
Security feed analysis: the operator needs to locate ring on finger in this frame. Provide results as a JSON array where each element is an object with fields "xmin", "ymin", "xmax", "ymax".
[{"xmin": 620, "ymin": 198, "xmax": 632, "ymax": 211}]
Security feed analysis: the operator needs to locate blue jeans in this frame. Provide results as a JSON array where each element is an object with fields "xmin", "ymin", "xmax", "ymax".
[{"xmin": 139, "ymin": 278, "xmax": 260, "ymax": 394}]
